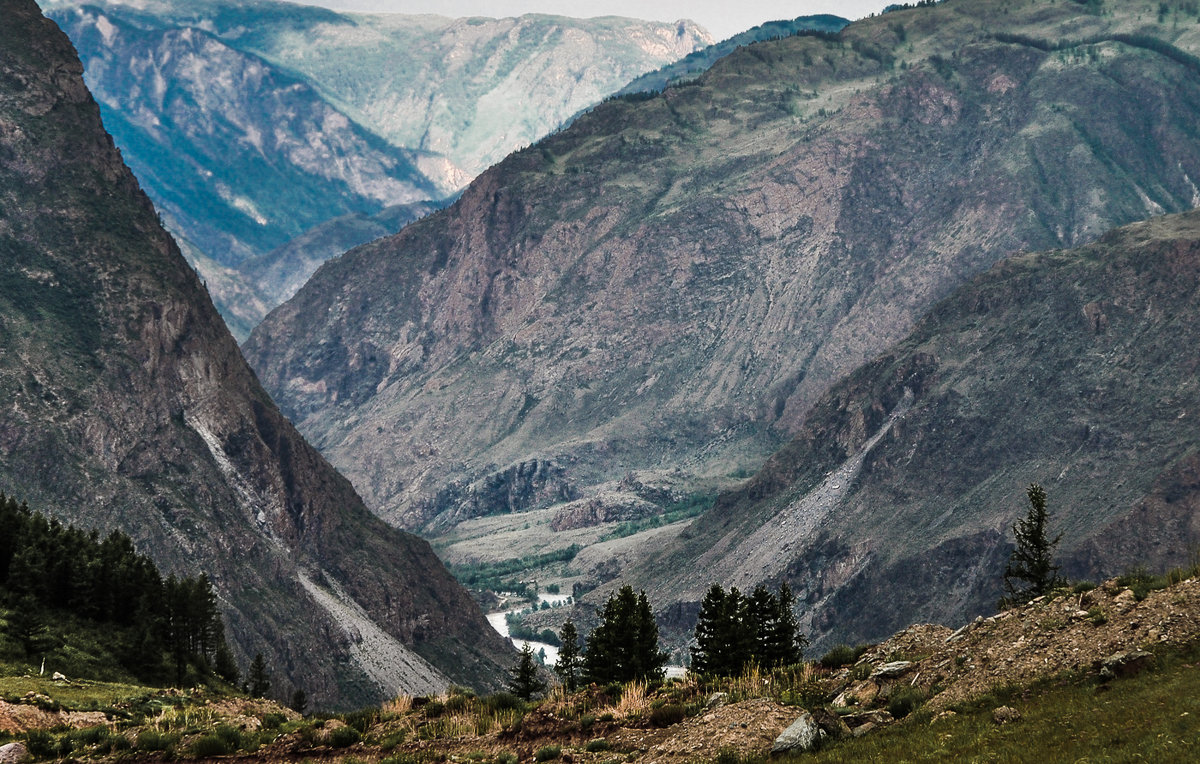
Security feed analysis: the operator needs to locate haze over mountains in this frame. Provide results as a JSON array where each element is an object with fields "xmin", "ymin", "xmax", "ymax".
[
  {"xmin": 41, "ymin": 0, "xmax": 714, "ymax": 337},
  {"xmin": 246, "ymin": 0, "xmax": 1200, "ymax": 651},
  {"xmin": 1, "ymin": 0, "xmax": 511, "ymax": 708}
]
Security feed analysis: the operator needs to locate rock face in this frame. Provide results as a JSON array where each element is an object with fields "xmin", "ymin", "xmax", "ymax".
[
  {"xmin": 0, "ymin": 0, "xmax": 510, "ymax": 708},
  {"xmin": 247, "ymin": 0, "xmax": 1200, "ymax": 550},
  {"xmin": 632, "ymin": 209, "xmax": 1200, "ymax": 652}
]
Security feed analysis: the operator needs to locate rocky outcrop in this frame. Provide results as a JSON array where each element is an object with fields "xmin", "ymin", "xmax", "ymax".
[
  {"xmin": 549, "ymin": 494, "xmax": 659, "ymax": 532},
  {"xmin": 0, "ymin": 0, "xmax": 510, "ymax": 708},
  {"xmin": 420, "ymin": 459, "xmax": 577, "ymax": 532}
]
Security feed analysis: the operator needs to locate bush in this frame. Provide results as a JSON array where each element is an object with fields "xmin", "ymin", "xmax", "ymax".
[
  {"xmin": 23, "ymin": 730, "xmax": 55, "ymax": 759},
  {"xmin": 136, "ymin": 729, "xmax": 172, "ymax": 751},
  {"xmin": 820, "ymin": 644, "xmax": 862, "ymax": 668},
  {"xmin": 534, "ymin": 744, "xmax": 562, "ymax": 761},
  {"xmin": 887, "ymin": 687, "xmax": 926, "ymax": 719},
  {"xmin": 261, "ymin": 712, "xmax": 288, "ymax": 730},
  {"xmin": 496, "ymin": 753, "xmax": 519, "ymax": 764},
  {"xmin": 579, "ymin": 713, "xmax": 596, "ymax": 731},
  {"xmin": 482, "ymin": 692, "xmax": 523, "ymax": 713},
  {"xmin": 329, "ymin": 725, "xmax": 362, "ymax": 748},
  {"xmin": 423, "ymin": 700, "xmax": 445, "ymax": 718},
  {"xmin": 585, "ymin": 738, "xmax": 611, "ymax": 752},
  {"xmin": 71, "ymin": 726, "xmax": 109, "ymax": 747},
  {"xmin": 648, "ymin": 704, "xmax": 686, "ymax": 727},
  {"xmin": 380, "ymin": 729, "xmax": 407, "ymax": 750},
  {"xmin": 191, "ymin": 734, "xmax": 232, "ymax": 757}
]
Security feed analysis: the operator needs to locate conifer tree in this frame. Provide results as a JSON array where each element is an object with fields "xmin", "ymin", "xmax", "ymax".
[
  {"xmin": 248, "ymin": 652, "xmax": 271, "ymax": 698},
  {"xmin": 554, "ymin": 619, "xmax": 581, "ymax": 691},
  {"xmin": 690, "ymin": 584, "xmax": 729, "ymax": 675},
  {"xmin": 508, "ymin": 643, "xmax": 546, "ymax": 700},
  {"xmin": 290, "ymin": 688, "xmax": 308, "ymax": 715},
  {"xmin": 582, "ymin": 585, "xmax": 667, "ymax": 684},
  {"xmin": 1004, "ymin": 483, "xmax": 1063, "ymax": 605}
]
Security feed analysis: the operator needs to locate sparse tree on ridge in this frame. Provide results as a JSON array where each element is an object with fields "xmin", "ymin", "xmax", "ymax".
[
  {"xmin": 508, "ymin": 643, "xmax": 546, "ymax": 700},
  {"xmin": 554, "ymin": 619, "xmax": 581, "ymax": 691},
  {"xmin": 1003, "ymin": 483, "xmax": 1063, "ymax": 605}
]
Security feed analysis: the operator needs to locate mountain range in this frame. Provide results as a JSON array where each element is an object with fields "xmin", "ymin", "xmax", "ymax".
[
  {"xmin": 0, "ymin": 0, "xmax": 511, "ymax": 708},
  {"xmin": 244, "ymin": 0, "xmax": 1200, "ymax": 651},
  {"xmin": 40, "ymin": 0, "xmax": 713, "ymax": 338}
]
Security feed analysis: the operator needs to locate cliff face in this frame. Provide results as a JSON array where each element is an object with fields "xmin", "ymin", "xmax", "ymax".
[
  {"xmin": 632, "ymin": 209, "xmax": 1200, "ymax": 652},
  {"xmin": 246, "ymin": 0, "xmax": 1200, "ymax": 541},
  {"xmin": 0, "ymin": 0, "xmax": 511, "ymax": 708}
]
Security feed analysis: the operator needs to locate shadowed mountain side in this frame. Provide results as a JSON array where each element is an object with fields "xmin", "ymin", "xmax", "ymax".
[
  {"xmin": 0, "ymin": 0, "xmax": 511, "ymax": 708},
  {"xmin": 246, "ymin": 0, "xmax": 1200, "ymax": 539},
  {"xmin": 632, "ymin": 210, "xmax": 1200, "ymax": 653}
]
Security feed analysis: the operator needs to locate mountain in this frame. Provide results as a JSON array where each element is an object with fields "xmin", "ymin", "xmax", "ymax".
[
  {"xmin": 40, "ymin": 0, "xmax": 714, "ymax": 338},
  {"xmin": 245, "ymin": 0, "xmax": 1200, "ymax": 563},
  {"xmin": 626, "ymin": 208, "xmax": 1200, "ymax": 652},
  {"xmin": 616, "ymin": 14, "xmax": 849, "ymax": 95},
  {"xmin": 0, "ymin": 0, "xmax": 511, "ymax": 709}
]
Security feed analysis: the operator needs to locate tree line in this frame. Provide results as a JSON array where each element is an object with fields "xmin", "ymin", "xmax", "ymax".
[{"xmin": 0, "ymin": 492, "xmax": 238, "ymax": 686}]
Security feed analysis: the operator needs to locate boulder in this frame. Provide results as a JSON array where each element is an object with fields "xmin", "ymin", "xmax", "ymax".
[
  {"xmin": 810, "ymin": 707, "xmax": 852, "ymax": 740},
  {"xmin": 0, "ymin": 743, "xmax": 27, "ymax": 764},
  {"xmin": 843, "ymin": 709, "xmax": 895, "ymax": 728},
  {"xmin": 871, "ymin": 661, "xmax": 914, "ymax": 679},
  {"xmin": 851, "ymin": 721, "xmax": 876, "ymax": 738},
  {"xmin": 1098, "ymin": 650, "xmax": 1155, "ymax": 681},
  {"xmin": 705, "ymin": 692, "xmax": 728, "ymax": 709},
  {"xmin": 992, "ymin": 706, "xmax": 1022, "ymax": 724},
  {"xmin": 771, "ymin": 711, "xmax": 821, "ymax": 754}
]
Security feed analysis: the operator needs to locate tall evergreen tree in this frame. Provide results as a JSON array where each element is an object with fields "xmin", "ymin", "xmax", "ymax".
[
  {"xmin": 690, "ymin": 584, "xmax": 729, "ymax": 675},
  {"xmin": 554, "ymin": 619, "xmax": 581, "ymax": 691},
  {"xmin": 1003, "ymin": 483, "xmax": 1063, "ymax": 605},
  {"xmin": 248, "ymin": 653, "xmax": 271, "ymax": 698},
  {"xmin": 582, "ymin": 585, "xmax": 667, "ymax": 684},
  {"xmin": 767, "ymin": 582, "xmax": 806, "ymax": 666},
  {"xmin": 508, "ymin": 643, "xmax": 546, "ymax": 700}
]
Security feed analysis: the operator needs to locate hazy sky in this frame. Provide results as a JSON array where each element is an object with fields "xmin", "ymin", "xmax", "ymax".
[{"xmin": 292, "ymin": 2, "xmax": 894, "ymax": 42}]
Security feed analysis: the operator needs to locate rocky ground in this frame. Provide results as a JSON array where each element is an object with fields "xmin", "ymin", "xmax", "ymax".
[{"xmin": 2, "ymin": 575, "xmax": 1198, "ymax": 763}]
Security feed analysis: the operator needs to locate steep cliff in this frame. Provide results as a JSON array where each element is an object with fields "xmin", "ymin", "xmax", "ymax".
[
  {"xmin": 246, "ymin": 0, "xmax": 1200, "ymax": 543},
  {"xmin": 0, "ymin": 0, "xmax": 511, "ymax": 708},
  {"xmin": 631, "ymin": 209, "xmax": 1200, "ymax": 652}
]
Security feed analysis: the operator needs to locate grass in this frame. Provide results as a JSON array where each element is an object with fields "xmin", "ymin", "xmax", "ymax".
[{"xmin": 784, "ymin": 645, "xmax": 1200, "ymax": 763}]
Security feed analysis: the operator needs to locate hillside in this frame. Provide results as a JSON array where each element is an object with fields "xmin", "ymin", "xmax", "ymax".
[
  {"xmin": 246, "ymin": 0, "xmax": 1200, "ymax": 571},
  {"xmin": 0, "ymin": 0, "xmax": 511, "ymax": 708},
  {"xmin": 631, "ymin": 208, "xmax": 1200, "ymax": 653},
  {"xmin": 3, "ymin": 573, "xmax": 1198, "ymax": 762}
]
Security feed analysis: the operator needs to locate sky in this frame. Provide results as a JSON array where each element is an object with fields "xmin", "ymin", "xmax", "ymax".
[{"xmin": 291, "ymin": 2, "xmax": 894, "ymax": 42}]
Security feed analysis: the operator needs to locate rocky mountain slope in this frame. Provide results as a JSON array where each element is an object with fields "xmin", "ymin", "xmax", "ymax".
[
  {"xmin": 631, "ymin": 208, "xmax": 1200, "ymax": 652},
  {"xmin": 246, "ymin": 0, "xmax": 1200, "ymax": 555},
  {"xmin": 0, "ymin": 0, "xmax": 511, "ymax": 708},
  {"xmin": 41, "ymin": 0, "xmax": 712, "ymax": 337},
  {"xmin": 615, "ymin": 14, "xmax": 849, "ymax": 95}
]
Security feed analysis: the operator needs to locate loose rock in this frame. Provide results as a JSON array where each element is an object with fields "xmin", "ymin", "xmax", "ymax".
[
  {"xmin": 0, "ymin": 743, "xmax": 27, "ymax": 764},
  {"xmin": 771, "ymin": 711, "xmax": 820, "ymax": 754},
  {"xmin": 992, "ymin": 706, "xmax": 1022, "ymax": 724}
]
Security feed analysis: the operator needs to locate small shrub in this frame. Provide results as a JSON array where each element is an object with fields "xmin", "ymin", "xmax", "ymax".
[
  {"xmin": 579, "ymin": 713, "xmax": 596, "ymax": 731},
  {"xmin": 496, "ymin": 753, "xmax": 519, "ymax": 764},
  {"xmin": 191, "ymin": 734, "xmax": 232, "ymax": 757},
  {"xmin": 848, "ymin": 662, "xmax": 872, "ymax": 680},
  {"xmin": 648, "ymin": 704, "xmax": 686, "ymax": 727},
  {"xmin": 342, "ymin": 708, "xmax": 380, "ymax": 733},
  {"xmin": 1072, "ymin": 580, "xmax": 1097, "ymax": 593},
  {"xmin": 423, "ymin": 700, "xmax": 445, "ymax": 718},
  {"xmin": 71, "ymin": 725, "xmax": 109, "ymax": 747},
  {"xmin": 534, "ymin": 745, "xmax": 562, "ymax": 761},
  {"xmin": 586, "ymin": 738, "xmax": 611, "ymax": 752},
  {"xmin": 820, "ymin": 644, "xmax": 859, "ymax": 668},
  {"xmin": 137, "ymin": 729, "xmax": 172, "ymax": 751},
  {"xmin": 261, "ymin": 712, "xmax": 288, "ymax": 730},
  {"xmin": 482, "ymin": 692, "xmax": 523, "ymax": 713},
  {"xmin": 215, "ymin": 724, "xmax": 242, "ymax": 749},
  {"xmin": 379, "ymin": 729, "xmax": 407, "ymax": 750},
  {"xmin": 329, "ymin": 725, "xmax": 362, "ymax": 748},
  {"xmin": 887, "ymin": 687, "xmax": 926, "ymax": 719},
  {"xmin": 23, "ymin": 730, "xmax": 55, "ymax": 759},
  {"xmin": 1088, "ymin": 607, "xmax": 1108, "ymax": 625},
  {"xmin": 598, "ymin": 712, "xmax": 615, "ymax": 722}
]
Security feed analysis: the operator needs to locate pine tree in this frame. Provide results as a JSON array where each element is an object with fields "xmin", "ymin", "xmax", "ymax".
[
  {"xmin": 214, "ymin": 643, "xmax": 240, "ymax": 685},
  {"xmin": 583, "ymin": 585, "xmax": 667, "ymax": 684},
  {"xmin": 508, "ymin": 643, "xmax": 546, "ymax": 700},
  {"xmin": 768, "ymin": 582, "xmax": 806, "ymax": 666},
  {"xmin": 1003, "ymin": 483, "xmax": 1063, "ymax": 605},
  {"xmin": 289, "ymin": 688, "xmax": 308, "ymax": 715},
  {"xmin": 554, "ymin": 620, "xmax": 581, "ymax": 691},
  {"xmin": 248, "ymin": 653, "xmax": 271, "ymax": 698},
  {"xmin": 690, "ymin": 584, "xmax": 729, "ymax": 675}
]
